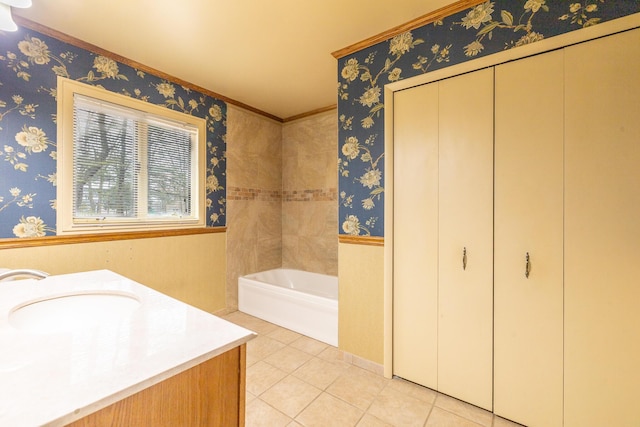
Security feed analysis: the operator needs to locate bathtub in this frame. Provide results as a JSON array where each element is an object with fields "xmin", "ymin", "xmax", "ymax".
[{"xmin": 238, "ymin": 269, "xmax": 338, "ymax": 346}]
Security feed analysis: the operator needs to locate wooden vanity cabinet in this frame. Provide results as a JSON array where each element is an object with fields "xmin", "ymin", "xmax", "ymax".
[{"xmin": 66, "ymin": 344, "xmax": 247, "ymax": 427}]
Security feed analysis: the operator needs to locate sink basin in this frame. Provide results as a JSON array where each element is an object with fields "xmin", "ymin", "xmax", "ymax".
[{"xmin": 9, "ymin": 292, "xmax": 140, "ymax": 333}]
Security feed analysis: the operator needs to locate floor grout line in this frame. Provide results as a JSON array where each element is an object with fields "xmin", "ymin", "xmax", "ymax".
[{"xmin": 225, "ymin": 311, "xmax": 519, "ymax": 427}]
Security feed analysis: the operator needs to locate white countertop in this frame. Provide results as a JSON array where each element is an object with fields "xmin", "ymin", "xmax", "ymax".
[{"xmin": 0, "ymin": 269, "xmax": 256, "ymax": 426}]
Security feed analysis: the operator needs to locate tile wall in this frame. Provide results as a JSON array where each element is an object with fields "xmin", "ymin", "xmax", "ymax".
[
  {"xmin": 282, "ymin": 110, "xmax": 338, "ymax": 276},
  {"xmin": 225, "ymin": 106, "xmax": 338, "ymax": 310},
  {"xmin": 226, "ymin": 106, "xmax": 283, "ymax": 309}
]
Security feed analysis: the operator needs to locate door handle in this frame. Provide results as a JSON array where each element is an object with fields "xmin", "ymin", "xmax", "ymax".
[
  {"xmin": 525, "ymin": 252, "xmax": 531, "ymax": 278},
  {"xmin": 462, "ymin": 247, "xmax": 467, "ymax": 271}
]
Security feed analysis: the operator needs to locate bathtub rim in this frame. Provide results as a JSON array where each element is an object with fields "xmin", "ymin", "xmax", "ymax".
[
  {"xmin": 238, "ymin": 268, "xmax": 338, "ymax": 346},
  {"xmin": 241, "ymin": 268, "xmax": 338, "ymax": 300}
]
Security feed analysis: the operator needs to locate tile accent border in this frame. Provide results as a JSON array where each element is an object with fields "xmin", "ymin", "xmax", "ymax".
[
  {"xmin": 227, "ymin": 187, "xmax": 282, "ymax": 202},
  {"xmin": 284, "ymin": 188, "xmax": 338, "ymax": 202},
  {"xmin": 228, "ymin": 187, "xmax": 338, "ymax": 202}
]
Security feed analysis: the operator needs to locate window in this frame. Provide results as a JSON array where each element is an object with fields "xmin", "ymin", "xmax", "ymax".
[{"xmin": 57, "ymin": 77, "xmax": 206, "ymax": 234}]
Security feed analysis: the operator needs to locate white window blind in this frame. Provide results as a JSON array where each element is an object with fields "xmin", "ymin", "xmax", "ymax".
[{"xmin": 72, "ymin": 94, "xmax": 197, "ymax": 223}]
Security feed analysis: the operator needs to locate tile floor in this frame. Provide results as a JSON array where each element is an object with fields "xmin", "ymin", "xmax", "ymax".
[{"xmin": 222, "ymin": 311, "xmax": 524, "ymax": 427}]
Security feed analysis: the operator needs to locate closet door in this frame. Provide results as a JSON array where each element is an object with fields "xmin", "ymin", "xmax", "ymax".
[
  {"xmin": 564, "ymin": 28, "xmax": 640, "ymax": 426},
  {"xmin": 494, "ymin": 50, "xmax": 564, "ymax": 426},
  {"xmin": 438, "ymin": 68, "xmax": 494, "ymax": 410},
  {"xmin": 393, "ymin": 83, "xmax": 439, "ymax": 389}
]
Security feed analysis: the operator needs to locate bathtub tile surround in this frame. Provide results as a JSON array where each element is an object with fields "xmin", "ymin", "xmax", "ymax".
[
  {"xmin": 282, "ymin": 199, "xmax": 338, "ymax": 274},
  {"xmin": 0, "ymin": 24, "xmax": 227, "ymax": 238},
  {"xmin": 226, "ymin": 106, "xmax": 283, "ymax": 310},
  {"xmin": 226, "ymin": 107, "xmax": 338, "ymax": 311},
  {"xmin": 282, "ymin": 110, "xmax": 338, "ymax": 276},
  {"xmin": 223, "ymin": 311, "xmax": 523, "ymax": 427}
]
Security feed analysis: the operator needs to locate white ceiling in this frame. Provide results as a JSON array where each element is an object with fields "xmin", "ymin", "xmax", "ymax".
[{"xmin": 14, "ymin": 0, "xmax": 454, "ymax": 120}]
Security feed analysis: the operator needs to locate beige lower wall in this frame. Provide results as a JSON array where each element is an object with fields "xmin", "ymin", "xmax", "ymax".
[
  {"xmin": 0, "ymin": 232, "xmax": 227, "ymax": 314},
  {"xmin": 338, "ymin": 241, "xmax": 385, "ymax": 364}
]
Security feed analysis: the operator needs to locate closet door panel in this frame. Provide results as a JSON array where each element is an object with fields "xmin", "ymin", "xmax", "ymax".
[
  {"xmin": 564, "ymin": 28, "xmax": 640, "ymax": 426},
  {"xmin": 494, "ymin": 50, "xmax": 564, "ymax": 426},
  {"xmin": 392, "ymin": 84, "xmax": 439, "ymax": 388},
  {"xmin": 437, "ymin": 68, "xmax": 494, "ymax": 410}
]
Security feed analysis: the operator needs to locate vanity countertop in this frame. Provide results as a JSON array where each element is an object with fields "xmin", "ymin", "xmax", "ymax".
[{"xmin": 0, "ymin": 269, "xmax": 256, "ymax": 426}]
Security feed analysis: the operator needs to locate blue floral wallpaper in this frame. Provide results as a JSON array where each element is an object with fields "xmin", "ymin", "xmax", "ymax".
[
  {"xmin": 337, "ymin": 0, "xmax": 639, "ymax": 237},
  {"xmin": 0, "ymin": 26, "xmax": 226, "ymax": 238}
]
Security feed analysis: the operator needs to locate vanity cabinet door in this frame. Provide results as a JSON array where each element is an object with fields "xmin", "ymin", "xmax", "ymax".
[
  {"xmin": 494, "ymin": 50, "xmax": 564, "ymax": 427},
  {"xmin": 66, "ymin": 345, "xmax": 246, "ymax": 427},
  {"xmin": 564, "ymin": 28, "xmax": 640, "ymax": 427},
  {"xmin": 392, "ymin": 82, "xmax": 439, "ymax": 390},
  {"xmin": 437, "ymin": 68, "xmax": 494, "ymax": 411}
]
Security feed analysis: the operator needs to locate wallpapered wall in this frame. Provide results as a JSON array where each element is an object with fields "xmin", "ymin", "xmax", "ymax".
[
  {"xmin": 337, "ymin": 0, "xmax": 639, "ymax": 237},
  {"xmin": 0, "ymin": 26, "xmax": 226, "ymax": 238}
]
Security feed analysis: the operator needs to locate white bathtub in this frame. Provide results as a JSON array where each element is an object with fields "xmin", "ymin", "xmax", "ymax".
[{"xmin": 238, "ymin": 268, "xmax": 338, "ymax": 346}]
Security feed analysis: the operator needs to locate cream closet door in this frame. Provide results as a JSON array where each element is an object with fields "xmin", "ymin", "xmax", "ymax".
[
  {"xmin": 437, "ymin": 68, "xmax": 493, "ymax": 410},
  {"xmin": 494, "ymin": 51, "xmax": 564, "ymax": 426},
  {"xmin": 393, "ymin": 69, "xmax": 493, "ymax": 407},
  {"xmin": 564, "ymin": 28, "xmax": 640, "ymax": 426},
  {"xmin": 393, "ymin": 83, "xmax": 439, "ymax": 389}
]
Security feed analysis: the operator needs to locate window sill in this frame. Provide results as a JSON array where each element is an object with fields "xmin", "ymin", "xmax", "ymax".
[{"xmin": 0, "ymin": 227, "xmax": 226, "ymax": 250}]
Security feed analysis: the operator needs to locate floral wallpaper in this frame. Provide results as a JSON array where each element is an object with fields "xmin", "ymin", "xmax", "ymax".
[
  {"xmin": 0, "ymin": 26, "xmax": 226, "ymax": 238},
  {"xmin": 337, "ymin": 0, "xmax": 639, "ymax": 237}
]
